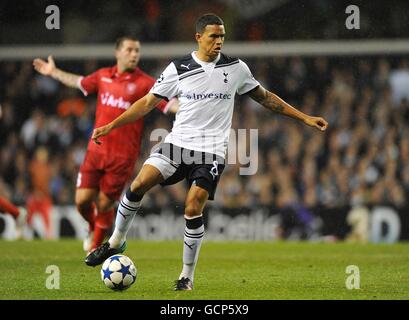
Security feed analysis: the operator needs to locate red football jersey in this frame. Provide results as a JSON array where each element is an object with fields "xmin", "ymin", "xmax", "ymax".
[{"xmin": 78, "ymin": 65, "xmax": 168, "ymax": 159}]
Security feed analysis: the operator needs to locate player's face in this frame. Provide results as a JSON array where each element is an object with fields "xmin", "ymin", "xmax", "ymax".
[
  {"xmin": 196, "ymin": 24, "xmax": 225, "ymax": 58},
  {"xmin": 116, "ymin": 40, "xmax": 140, "ymax": 72}
]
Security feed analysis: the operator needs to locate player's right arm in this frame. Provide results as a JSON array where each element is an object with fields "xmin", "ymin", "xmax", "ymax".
[
  {"xmin": 91, "ymin": 93, "xmax": 162, "ymax": 145},
  {"xmin": 92, "ymin": 62, "xmax": 179, "ymax": 144},
  {"xmin": 33, "ymin": 55, "xmax": 81, "ymax": 89}
]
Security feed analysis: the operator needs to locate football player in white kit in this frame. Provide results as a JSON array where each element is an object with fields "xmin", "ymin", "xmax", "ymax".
[{"xmin": 85, "ymin": 13, "xmax": 328, "ymax": 290}]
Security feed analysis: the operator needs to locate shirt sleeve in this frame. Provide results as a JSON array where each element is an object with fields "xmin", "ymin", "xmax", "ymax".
[
  {"xmin": 236, "ymin": 59, "xmax": 260, "ymax": 95},
  {"xmin": 142, "ymin": 74, "xmax": 170, "ymax": 114},
  {"xmin": 78, "ymin": 70, "xmax": 99, "ymax": 96},
  {"xmin": 149, "ymin": 63, "xmax": 179, "ymax": 101}
]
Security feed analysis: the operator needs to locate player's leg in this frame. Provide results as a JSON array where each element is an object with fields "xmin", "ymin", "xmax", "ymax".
[
  {"xmin": 75, "ymin": 188, "xmax": 98, "ymax": 251},
  {"xmin": 175, "ymin": 185, "xmax": 209, "ymax": 291},
  {"xmin": 15, "ymin": 206, "xmax": 28, "ymax": 239},
  {"xmin": 0, "ymin": 196, "xmax": 27, "ymax": 238},
  {"xmin": 108, "ymin": 164, "xmax": 164, "ymax": 248},
  {"xmin": 25, "ymin": 194, "xmax": 52, "ymax": 239},
  {"xmin": 39, "ymin": 195, "xmax": 53, "ymax": 239},
  {"xmin": 85, "ymin": 143, "xmax": 183, "ymax": 266},
  {"xmin": 95, "ymin": 154, "xmax": 161, "ymax": 248},
  {"xmin": 175, "ymin": 155, "xmax": 225, "ymax": 290},
  {"xmin": 75, "ymin": 151, "xmax": 103, "ymax": 251},
  {"xmin": 92, "ymin": 191, "xmax": 115, "ymax": 250},
  {"xmin": 85, "ymin": 164, "xmax": 165, "ymax": 266},
  {"xmin": 107, "ymin": 144, "xmax": 184, "ymax": 249},
  {"xmin": 0, "ymin": 196, "xmax": 20, "ymax": 219}
]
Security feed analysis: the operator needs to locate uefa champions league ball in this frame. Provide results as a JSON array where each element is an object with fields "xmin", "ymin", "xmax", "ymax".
[{"xmin": 101, "ymin": 255, "xmax": 137, "ymax": 291}]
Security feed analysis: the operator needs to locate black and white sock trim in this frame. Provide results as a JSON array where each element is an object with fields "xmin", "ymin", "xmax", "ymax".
[
  {"xmin": 125, "ymin": 188, "xmax": 143, "ymax": 202},
  {"xmin": 185, "ymin": 215, "xmax": 203, "ymax": 229},
  {"xmin": 184, "ymin": 215, "xmax": 204, "ymax": 239},
  {"xmin": 184, "ymin": 229, "xmax": 204, "ymax": 239},
  {"xmin": 117, "ymin": 188, "xmax": 141, "ymax": 220},
  {"xmin": 120, "ymin": 199, "xmax": 139, "ymax": 212}
]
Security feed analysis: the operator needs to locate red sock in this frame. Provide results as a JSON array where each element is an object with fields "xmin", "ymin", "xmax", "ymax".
[
  {"xmin": 0, "ymin": 197, "xmax": 20, "ymax": 219},
  {"xmin": 76, "ymin": 202, "xmax": 96, "ymax": 231},
  {"xmin": 92, "ymin": 209, "xmax": 114, "ymax": 249}
]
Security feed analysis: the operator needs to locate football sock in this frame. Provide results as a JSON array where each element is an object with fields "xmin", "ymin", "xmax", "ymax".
[
  {"xmin": 109, "ymin": 188, "xmax": 142, "ymax": 248},
  {"xmin": 0, "ymin": 197, "xmax": 20, "ymax": 219},
  {"xmin": 92, "ymin": 209, "xmax": 114, "ymax": 249},
  {"xmin": 76, "ymin": 202, "xmax": 96, "ymax": 231},
  {"xmin": 179, "ymin": 215, "xmax": 204, "ymax": 282}
]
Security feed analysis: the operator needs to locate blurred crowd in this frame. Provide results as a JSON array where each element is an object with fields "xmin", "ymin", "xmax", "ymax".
[
  {"xmin": 2, "ymin": 0, "xmax": 409, "ymax": 44},
  {"xmin": 1, "ymin": 55, "xmax": 409, "ymax": 216},
  {"xmin": 221, "ymin": 56, "xmax": 409, "ymax": 211}
]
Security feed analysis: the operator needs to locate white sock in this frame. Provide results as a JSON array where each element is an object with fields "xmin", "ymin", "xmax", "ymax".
[
  {"xmin": 108, "ymin": 192, "xmax": 141, "ymax": 248},
  {"xmin": 179, "ymin": 215, "xmax": 204, "ymax": 282}
]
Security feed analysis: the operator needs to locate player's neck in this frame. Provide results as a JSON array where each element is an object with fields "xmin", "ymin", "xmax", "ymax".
[
  {"xmin": 194, "ymin": 50, "xmax": 219, "ymax": 63},
  {"xmin": 117, "ymin": 64, "xmax": 136, "ymax": 74}
]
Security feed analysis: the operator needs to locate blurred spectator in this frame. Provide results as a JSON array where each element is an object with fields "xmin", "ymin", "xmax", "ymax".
[
  {"xmin": 26, "ymin": 146, "xmax": 53, "ymax": 239},
  {"xmin": 389, "ymin": 59, "xmax": 409, "ymax": 105},
  {"xmin": 21, "ymin": 109, "xmax": 58, "ymax": 152}
]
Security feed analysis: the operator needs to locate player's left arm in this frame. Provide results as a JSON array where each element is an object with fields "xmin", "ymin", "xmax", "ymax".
[{"xmin": 247, "ymin": 85, "xmax": 328, "ymax": 131}]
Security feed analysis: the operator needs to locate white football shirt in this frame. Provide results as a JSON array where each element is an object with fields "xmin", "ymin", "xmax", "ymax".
[{"xmin": 150, "ymin": 51, "xmax": 260, "ymax": 158}]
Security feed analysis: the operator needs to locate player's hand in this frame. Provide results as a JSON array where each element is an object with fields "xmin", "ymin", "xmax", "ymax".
[
  {"xmin": 304, "ymin": 116, "xmax": 328, "ymax": 132},
  {"xmin": 92, "ymin": 124, "xmax": 113, "ymax": 145},
  {"xmin": 33, "ymin": 55, "xmax": 56, "ymax": 76}
]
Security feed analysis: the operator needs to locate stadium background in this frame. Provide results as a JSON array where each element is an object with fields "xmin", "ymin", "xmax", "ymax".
[{"xmin": 1, "ymin": 0, "xmax": 409, "ymax": 243}]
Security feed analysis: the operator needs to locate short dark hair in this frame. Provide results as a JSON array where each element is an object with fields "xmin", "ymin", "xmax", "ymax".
[
  {"xmin": 195, "ymin": 13, "xmax": 224, "ymax": 34},
  {"xmin": 115, "ymin": 36, "xmax": 139, "ymax": 49}
]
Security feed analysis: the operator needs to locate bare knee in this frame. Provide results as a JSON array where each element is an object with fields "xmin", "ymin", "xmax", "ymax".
[
  {"xmin": 129, "ymin": 164, "xmax": 164, "ymax": 196},
  {"xmin": 75, "ymin": 192, "xmax": 94, "ymax": 210},
  {"xmin": 185, "ymin": 196, "xmax": 206, "ymax": 218},
  {"xmin": 185, "ymin": 205, "xmax": 202, "ymax": 218},
  {"xmin": 184, "ymin": 186, "xmax": 209, "ymax": 218},
  {"xmin": 130, "ymin": 178, "xmax": 152, "ymax": 196},
  {"xmin": 97, "ymin": 195, "xmax": 115, "ymax": 212}
]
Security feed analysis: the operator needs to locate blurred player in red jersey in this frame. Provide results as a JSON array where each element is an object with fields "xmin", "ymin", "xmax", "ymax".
[
  {"xmin": 33, "ymin": 37, "xmax": 177, "ymax": 252},
  {"xmin": 0, "ymin": 193, "xmax": 28, "ymax": 239},
  {"xmin": 0, "ymin": 196, "xmax": 27, "ymax": 238},
  {"xmin": 0, "ymin": 196, "xmax": 21, "ymax": 221},
  {"xmin": 0, "ymin": 106, "xmax": 28, "ymax": 238}
]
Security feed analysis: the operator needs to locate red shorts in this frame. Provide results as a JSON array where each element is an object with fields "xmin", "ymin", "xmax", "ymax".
[{"xmin": 76, "ymin": 151, "xmax": 136, "ymax": 201}]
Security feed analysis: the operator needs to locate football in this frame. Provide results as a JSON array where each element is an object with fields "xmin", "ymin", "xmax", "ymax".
[{"xmin": 100, "ymin": 255, "xmax": 137, "ymax": 291}]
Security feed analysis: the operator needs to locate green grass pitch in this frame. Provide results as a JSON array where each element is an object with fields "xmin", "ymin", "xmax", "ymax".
[{"xmin": 0, "ymin": 240, "xmax": 408, "ymax": 300}]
